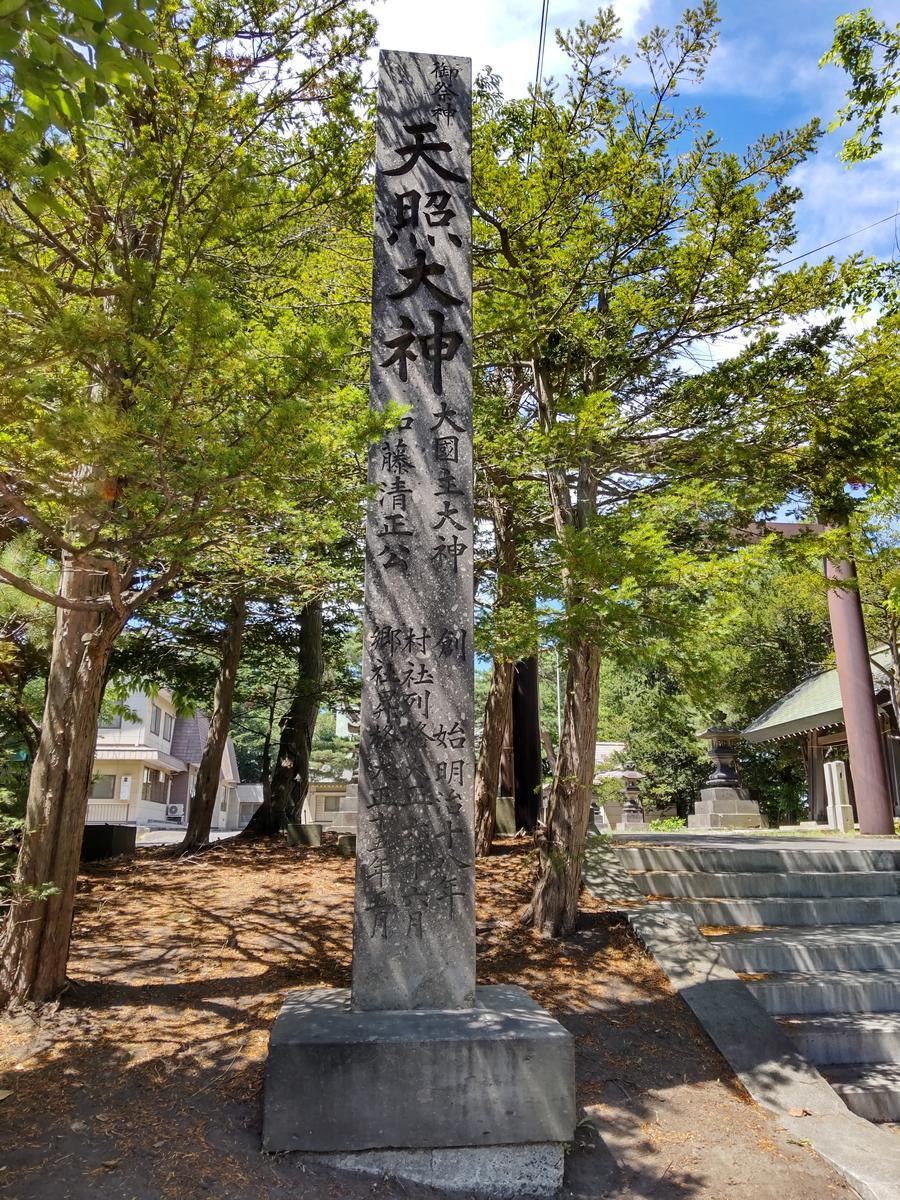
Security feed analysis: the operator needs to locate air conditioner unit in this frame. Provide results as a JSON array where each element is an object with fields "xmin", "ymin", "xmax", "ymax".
[{"xmin": 166, "ymin": 803, "xmax": 185, "ymax": 821}]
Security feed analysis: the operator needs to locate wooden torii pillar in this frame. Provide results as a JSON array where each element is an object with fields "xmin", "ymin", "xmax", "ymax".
[
  {"xmin": 748, "ymin": 521, "xmax": 894, "ymax": 835},
  {"xmin": 825, "ymin": 557, "xmax": 894, "ymax": 834}
]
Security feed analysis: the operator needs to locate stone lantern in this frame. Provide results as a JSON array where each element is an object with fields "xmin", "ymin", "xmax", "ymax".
[
  {"xmin": 689, "ymin": 718, "xmax": 764, "ymax": 830},
  {"xmin": 697, "ymin": 725, "xmax": 742, "ymax": 786},
  {"xmin": 616, "ymin": 763, "xmax": 647, "ymax": 832},
  {"xmin": 621, "ymin": 764, "xmax": 644, "ymax": 815}
]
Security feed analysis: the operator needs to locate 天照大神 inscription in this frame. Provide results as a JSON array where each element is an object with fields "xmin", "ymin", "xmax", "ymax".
[{"xmin": 352, "ymin": 50, "xmax": 474, "ymax": 1013}]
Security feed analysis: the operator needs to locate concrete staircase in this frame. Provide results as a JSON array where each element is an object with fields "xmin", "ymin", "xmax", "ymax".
[{"xmin": 617, "ymin": 838, "xmax": 900, "ymax": 1123}]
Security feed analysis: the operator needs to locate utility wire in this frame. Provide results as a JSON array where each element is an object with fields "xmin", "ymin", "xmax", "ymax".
[
  {"xmin": 526, "ymin": 0, "xmax": 551, "ymax": 168},
  {"xmin": 778, "ymin": 210, "xmax": 899, "ymax": 267}
]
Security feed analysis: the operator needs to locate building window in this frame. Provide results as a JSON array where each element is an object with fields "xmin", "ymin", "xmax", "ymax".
[
  {"xmin": 98, "ymin": 713, "xmax": 122, "ymax": 729},
  {"xmin": 142, "ymin": 768, "xmax": 165, "ymax": 804},
  {"xmin": 323, "ymin": 794, "xmax": 341, "ymax": 812},
  {"xmin": 163, "ymin": 712, "xmax": 174, "ymax": 741},
  {"xmin": 150, "ymin": 704, "xmax": 161, "ymax": 735},
  {"xmin": 89, "ymin": 773, "xmax": 116, "ymax": 800}
]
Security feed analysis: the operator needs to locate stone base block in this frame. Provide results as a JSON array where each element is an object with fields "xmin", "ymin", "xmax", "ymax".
[
  {"xmin": 616, "ymin": 820, "xmax": 647, "ymax": 833},
  {"xmin": 263, "ymin": 984, "xmax": 575, "ymax": 1154},
  {"xmin": 688, "ymin": 812, "xmax": 764, "ymax": 830},
  {"xmin": 311, "ymin": 1142, "xmax": 564, "ymax": 1198},
  {"xmin": 689, "ymin": 786, "xmax": 764, "ymax": 830}
]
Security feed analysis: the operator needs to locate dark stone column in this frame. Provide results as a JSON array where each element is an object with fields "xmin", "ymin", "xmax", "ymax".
[
  {"xmin": 825, "ymin": 558, "xmax": 894, "ymax": 835},
  {"xmin": 512, "ymin": 657, "xmax": 541, "ymax": 832},
  {"xmin": 354, "ymin": 50, "xmax": 475, "ymax": 1010}
]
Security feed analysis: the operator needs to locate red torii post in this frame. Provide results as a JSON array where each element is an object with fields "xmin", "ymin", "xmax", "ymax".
[{"xmin": 748, "ymin": 522, "xmax": 894, "ymax": 835}]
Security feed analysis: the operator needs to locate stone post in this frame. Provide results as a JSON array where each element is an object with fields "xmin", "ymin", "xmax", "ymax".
[
  {"xmin": 352, "ymin": 48, "xmax": 476, "ymax": 1011},
  {"xmin": 262, "ymin": 52, "xmax": 575, "ymax": 1198},
  {"xmin": 825, "ymin": 558, "xmax": 894, "ymax": 835},
  {"xmin": 823, "ymin": 759, "xmax": 854, "ymax": 833}
]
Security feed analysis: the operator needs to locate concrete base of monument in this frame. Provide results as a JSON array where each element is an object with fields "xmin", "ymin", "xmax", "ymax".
[
  {"xmin": 309, "ymin": 1143, "xmax": 564, "ymax": 1197},
  {"xmin": 688, "ymin": 786, "xmax": 765, "ymax": 830},
  {"xmin": 262, "ymin": 983, "xmax": 574, "ymax": 1196}
]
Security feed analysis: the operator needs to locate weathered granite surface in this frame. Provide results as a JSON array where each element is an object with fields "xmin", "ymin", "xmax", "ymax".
[
  {"xmin": 353, "ymin": 50, "xmax": 475, "ymax": 1012},
  {"xmin": 689, "ymin": 785, "xmax": 764, "ymax": 829},
  {"xmin": 310, "ymin": 1144, "xmax": 565, "ymax": 1198},
  {"xmin": 263, "ymin": 986, "xmax": 575, "ymax": 1153}
]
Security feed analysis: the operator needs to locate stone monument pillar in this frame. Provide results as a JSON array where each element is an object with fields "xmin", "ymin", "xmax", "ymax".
[
  {"xmin": 262, "ymin": 51, "xmax": 574, "ymax": 1198},
  {"xmin": 689, "ymin": 724, "xmax": 764, "ymax": 830},
  {"xmin": 824, "ymin": 759, "xmax": 854, "ymax": 833}
]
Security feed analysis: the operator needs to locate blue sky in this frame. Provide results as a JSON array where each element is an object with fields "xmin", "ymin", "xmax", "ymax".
[{"xmin": 373, "ymin": 0, "xmax": 900, "ymax": 271}]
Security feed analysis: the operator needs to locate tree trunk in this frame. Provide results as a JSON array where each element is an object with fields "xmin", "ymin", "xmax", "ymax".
[
  {"xmin": 243, "ymin": 600, "xmax": 322, "ymax": 836},
  {"xmin": 0, "ymin": 554, "xmax": 125, "ymax": 1007},
  {"xmin": 261, "ymin": 680, "xmax": 280, "ymax": 808},
  {"xmin": 473, "ymin": 483, "xmax": 519, "ymax": 857},
  {"xmin": 513, "ymin": 655, "xmax": 542, "ymax": 832},
  {"xmin": 179, "ymin": 592, "xmax": 247, "ymax": 853},
  {"xmin": 523, "ymin": 638, "xmax": 600, "ymax": 937},
  {"xmin": 524, "ymin": 356, "xmax": 602, "ymax": 936},
  {"xmin": 474, "ymin": 659, "xmax": 515, "ymax": 855}
]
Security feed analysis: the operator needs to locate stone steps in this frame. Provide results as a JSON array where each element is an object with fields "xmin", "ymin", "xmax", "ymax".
[
  {"xmin": 617, "ymin": 843, "xmax": 900, "ymax": 876},
  {"xmin": 613, "ymin": 835, "xmax": 900, "ymax": 1126},
  {"xmin": 709, "ymin": 925, "xmax": 900, "ymax": 972},
  {"xmin": 674, "ymin": 895, "xmax": 900, "ymax": 927},
  {"xmin": 780, "ymin": 1013, "xmax": 900, "ymax": 1065},
  {"xmin": 745, "ymin": 970, "xmax": 900, "ymax": 1016},
  {"xmin": 823, "ymin": 1063, "xmax": 900, "ymax": 1123},
  {"xmin": 633, "ymin": 869, "xmax": 900, "ymax": 900}
]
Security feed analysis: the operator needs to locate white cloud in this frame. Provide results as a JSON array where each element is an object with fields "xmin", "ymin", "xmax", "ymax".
[
  {"xmin": 371, "ymin": 0, "xmax": 652, "ymax": 97},
  {"xmin": 789, "ymin": 136, "xmax": 900, "ymax": 267}
]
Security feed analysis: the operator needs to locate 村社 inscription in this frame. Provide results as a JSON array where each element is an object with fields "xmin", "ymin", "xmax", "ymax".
[{"xmin": 352, "ymin": 50, "xmax": 474, "ymax": 1011}]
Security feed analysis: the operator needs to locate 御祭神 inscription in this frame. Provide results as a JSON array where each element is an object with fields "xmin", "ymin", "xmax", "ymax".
[{"xmin": 352, "ymin": 50, "xmax": 474, "ymax": 1013}]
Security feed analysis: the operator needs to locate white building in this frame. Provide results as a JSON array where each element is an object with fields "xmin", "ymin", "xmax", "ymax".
[{"xmin": 88, "ymin": 689, "xmax": 242, "ymax": 830}]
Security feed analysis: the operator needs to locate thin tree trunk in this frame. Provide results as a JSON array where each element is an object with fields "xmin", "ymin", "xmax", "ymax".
[
  {"xmin": 513, "ymin": 655, "xmax": 542, "ymax": 832},
  {"xmin": 0, "ymin": 664, "xmax": 40, "ymax": 761},
  {"xmin": 474, "ymin": 659, "xmax": 515, "ymax": 855},
  {"xmin": 243, "ymin": 600, "xmax": 322, "ymax": 836},
  {"xmin": 271, "ymin": 600, "xmax": 323, "ymax": 825},
  {"xmin": 179, "ymin": 591, "xmax": 247, "ymax": 853},
  {"xmin": 523, "ymin": 637, "xmax": 600, "ymax": 936},
  {"xmin": 473, "ymin": 487, "xmax": 518, "ymax": 856},
  {"xmin": 261, "ymin": 680, "xmax": 279, "ymax": 807},
  {"xmin": 237, "ymin": 679, "xmax": 282, "ymax": 839},
  {"xmin": 524, "ymin": 356, "xmax": 601, "ymax": 936},
  {"xmin": 0, "ymin": 553, "xmax": 125, "ymax": 1006}
]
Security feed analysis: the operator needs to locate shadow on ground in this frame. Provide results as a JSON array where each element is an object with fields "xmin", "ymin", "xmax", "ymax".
[{"xmin": 0, "ymin": 841, "xmax": 851, "ymax": 1199}]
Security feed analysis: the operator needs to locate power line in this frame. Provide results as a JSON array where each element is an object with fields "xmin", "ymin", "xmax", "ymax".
[
  {"xmin": 526, "ymin": 0, "xmax": 550, "ymax": 168},
  {"xmin": 778, "ymin": 210, "xmax": 899, "ymax": 267}
]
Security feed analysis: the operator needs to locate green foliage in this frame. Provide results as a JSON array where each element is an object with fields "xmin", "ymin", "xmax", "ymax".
[
  {"xmin": 821, "ymin": 7, "xmax": 900, "ymax": 162},
  {"xmin": 648, "ymin": 816, "xmax": 687, "ymax": 832},
  {"xmin": 308, "ymin": 709, "xmax": 357, "ymax": 782},
  {"xmin": 0, "ymin": 0, "xmax": 384, "ymax": 631},
  {"xmin": 598, "ymin": 664, "xmax": 710, "ymax": 818},
  {"xmin": 471, "ymin": 2, "xmax": 853, "ymax": 699},
  {"xmin": 0, "ymin": 533, "xmax": 56, "ymax": 775},
  {"xmin": 0, "ymin": 2, "xmax": 161, "ymax": 139}
]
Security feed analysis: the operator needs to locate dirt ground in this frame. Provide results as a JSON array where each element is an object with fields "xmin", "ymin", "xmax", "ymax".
[{"xmin": 0, "ymin": 840, "xmax": 852, "ymax": 1200}]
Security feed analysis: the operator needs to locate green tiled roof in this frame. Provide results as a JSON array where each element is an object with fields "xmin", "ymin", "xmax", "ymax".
[{"xmin": 742, "ymin": 650, "xmax": 892, "ymax": 743}]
